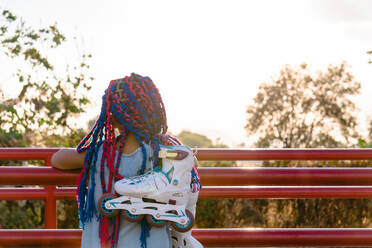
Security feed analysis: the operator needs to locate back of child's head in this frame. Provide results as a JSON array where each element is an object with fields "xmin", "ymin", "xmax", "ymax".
[{"xmin": 108, "ymin": 73, "xmax": 168, "ymax": 139}]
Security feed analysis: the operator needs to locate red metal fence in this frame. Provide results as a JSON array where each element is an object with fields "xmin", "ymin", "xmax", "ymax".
[{"xmin": 1, "ymin": 148, "xmax": 372, "ymax": 247}]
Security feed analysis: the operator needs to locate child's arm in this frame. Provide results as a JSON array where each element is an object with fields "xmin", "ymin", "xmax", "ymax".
[{"xmin": 51, "ymin": 148, "xmax": 86, "ymax": 170}]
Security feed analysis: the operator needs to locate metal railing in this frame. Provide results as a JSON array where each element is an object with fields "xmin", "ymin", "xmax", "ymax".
[{"xmin": 1, "ymin": 148, "xmax": 372, "ymax": 247}]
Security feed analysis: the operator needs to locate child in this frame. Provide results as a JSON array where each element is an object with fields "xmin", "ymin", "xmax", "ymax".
[{"xmin": 52, "ymin": 73, "xmax": 202, "ymax": 248}]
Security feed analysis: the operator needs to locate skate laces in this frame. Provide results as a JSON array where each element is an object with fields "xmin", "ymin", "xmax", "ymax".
[
  {"xmin": 126, "ymin": 168, "xmax": 169, "ymax": 191},
  {"xmin": 133, "ymin": 169, "xmax": 169, "ymax": 191},
  {"xmin": 128, "ymin": 171, "xmax": 154, "ymax": 184}
]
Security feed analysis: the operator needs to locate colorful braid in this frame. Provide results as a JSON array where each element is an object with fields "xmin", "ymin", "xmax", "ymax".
[{"xmin": 76, "ymin": 73, "xmax": 178, "ymax": 248}]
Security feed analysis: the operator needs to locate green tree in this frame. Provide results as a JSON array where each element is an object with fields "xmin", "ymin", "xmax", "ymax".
[
  {"xmin": 358, "ymin": 138, "xmax": 372, "ymax": 148},
  {"xmin": 0, "ymin": 9, "xmax": 93, "ymax": 229},
  {"xmin": 177, "ymin": 130, "xmax": 215, "ymax": 148},
  {"xmin": 246, "ymin": 62, "xmax": 360, "ymax": 148},
  {"xmin": 177, "ymin": 130, "xmax": 234, "ymax": 167},
  {"xmin": 0, "ymin": 9, "xmax": 93, "ymax": 148},
  {"xmin": 242, "ymin": 62, "xmax": 372, "ymax": 230}
]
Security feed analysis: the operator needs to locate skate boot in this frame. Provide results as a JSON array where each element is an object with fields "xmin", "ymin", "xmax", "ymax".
[
  {"xmin": 171, "ymin": 191, "xmax": 204, "ymax": 248},
  {"xmin": 97, "ymin": 145, "xmax": 195, "ymax": 231}
]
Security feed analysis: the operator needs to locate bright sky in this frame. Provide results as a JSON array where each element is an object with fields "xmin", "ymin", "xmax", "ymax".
[{"xmin": 2, "ymin": 0, "xmax": 372, "ymax": 147}]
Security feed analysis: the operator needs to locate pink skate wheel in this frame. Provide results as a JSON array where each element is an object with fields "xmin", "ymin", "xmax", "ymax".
[
  {"xmin": 171, "ymin": 209, "xmax": 194, "ymax": 232},
  {"xmin": 146, "ymin": 214, "xmax": 167, "ymax": 227},
  {"xmin": 97, "ymin": 193, "xmax": 119, "ymax": 218},
  {"xmin": 123, "ymin": 210, "xmax": 144, "ymax": 222}
]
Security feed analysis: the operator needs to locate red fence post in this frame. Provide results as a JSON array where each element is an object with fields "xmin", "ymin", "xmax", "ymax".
[
  {"xmin": 44, "ymin": 186, "xmax": 57, "ymax": 229},
  {"xmin": 44, "ymin": 157, "xmax": 57, "ymax": 229}
]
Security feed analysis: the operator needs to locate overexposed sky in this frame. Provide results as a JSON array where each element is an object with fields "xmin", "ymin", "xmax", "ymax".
[{"xmin": 1, "ymin": 0, "xmax": 372, "ymax": 146}]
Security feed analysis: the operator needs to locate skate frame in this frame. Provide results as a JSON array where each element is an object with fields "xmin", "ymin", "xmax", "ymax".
[{"xmin": 104, "ymin": 195, "xmax": 189, "ymax": 225}]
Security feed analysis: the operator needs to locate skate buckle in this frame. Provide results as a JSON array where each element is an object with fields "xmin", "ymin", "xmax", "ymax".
[
  {"xmin": 158, "ymin": 150, "xmax": 168, "ymax": 158},
  {"xmin": 156, "ymin": 213, "xmax": 161, "ymax": 218},
  {"xmin": 131, "ymin": 208, "xmax": 136, "ymax": 213},
  {"xmin": 159, "ymin": 149, "xmax": 189, "ymax": 160},
  {"xmin": 166, "ymin": 151, "xmax": 178, "ymax": 159}
]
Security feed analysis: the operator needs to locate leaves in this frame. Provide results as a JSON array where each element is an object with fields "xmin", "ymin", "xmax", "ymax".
[
  {"xmin": 0, "ymin": 9, "xmax": 93, "ymax": 150},
  {"xmin": 2, "ymin": 10, "xmax": 16, "ymax": 22},
  {"xmin": 176, "ymin": 130, "xmax": 235, "ymax": 167},
  {"xmin": 0, "ymin": 9, "xmax": 93, "ymax": 229},
  {"xmin": 0, "ymin": 9, "xmax": 94, "ymax": 148},
  {"xmin": 0, "ymin": 10, "xmax": 65, "ymax": 69},
  {"xmin": 358, "ymin": 138, "xmax": 372, "ymax": 148},
  {"xmin": 245, "ymin": 62, "xmax": 360, "ymax": 148}
]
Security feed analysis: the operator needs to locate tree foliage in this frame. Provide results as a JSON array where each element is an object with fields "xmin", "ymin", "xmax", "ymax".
[
  {"xmin": 177, "ymin": 130, "xmax": 216, "ymax": 148},
  {"xmin": 246, "ymin": 62, "xmax": 360, "ymax": 148},
  {"xmin": 0, "ymin": 9, "xmax": 92, "ymax": 229},
  {"xmin": 239, "ymin": 62, "xmax": 372, "ymax": 231},
  {"xmin": 177, "ymin": 130, "xmax": 234, "ymax": 167},
  {"xmin": 0, "ymin": 9, "xmax": 93, "ymax": 147},
  {"xmin": 358, "ymin": 138, "xmax": 372, "ymax": 148}
]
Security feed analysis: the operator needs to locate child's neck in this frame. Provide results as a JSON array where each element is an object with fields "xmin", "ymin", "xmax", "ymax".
[{"xmin": 120, "ymin": 132, "xmax": 140, "ymax": 154}]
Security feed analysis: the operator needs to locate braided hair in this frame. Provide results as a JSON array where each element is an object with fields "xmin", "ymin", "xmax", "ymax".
[{"xmin": 76, "ymin": 73, "xmax": 181, "ymax": 247}]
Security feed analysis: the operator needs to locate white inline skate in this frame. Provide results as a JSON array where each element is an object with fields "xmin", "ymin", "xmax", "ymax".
[{"xmin": 97, "ymin": 145, "xmax": 195, "ymax": 232}]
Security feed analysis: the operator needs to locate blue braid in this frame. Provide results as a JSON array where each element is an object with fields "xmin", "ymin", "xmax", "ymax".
[
  {"xmin": 143, "ymin": 79, "xmax": 161, "ymax": 132},
  {"xmin": 150, "ymin": 136, "xmax": 161, "ymax": 168},
  {"xmin": 140, "ymin": 218, "xmax": 150, "ymax": 248},
  {"xmin": 77, "ymin": 94, "xmax": 108, "ymax": 225},
  {"xmin": 135, "ymin": 137, "xmax": 148, "ymax": 174},
  {"xmin": 81, "ymin": 121, "xmax": 103, "ymax": 223},
  {"xmin": 88, "ymin": 122, "xmax": 105, "ymax": 218},
  {"xmin": 143, "ymin": 78, "xmax": 165, "ymax": 133},
  {"xmin": 111, "ymin": 103, "xmax": 145, "ymax": 137},
  {"xmin": 120, "ymin": 82, "xmax": 154, "ymax": 133}
]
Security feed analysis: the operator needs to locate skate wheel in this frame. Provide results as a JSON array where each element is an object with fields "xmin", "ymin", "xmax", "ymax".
[
  {"xmin": 146, "ymin": 214, "xmax": 167, "ymax": 227},
  {"xmin": 171, "ymin": 209, "xmax": 194, "ymax": 232},
  {"xmin": 123, "ymin": 210, "xmax": 144, "ymax": 222},
  {"xmin": 97, "ymin": 193, "xmax": 119, "ymax": 217}
]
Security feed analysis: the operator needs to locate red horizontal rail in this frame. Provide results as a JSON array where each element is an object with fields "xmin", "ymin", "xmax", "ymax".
[
  {"xmin": 199, "ymin": 186, "xmax": 372, "ymax": 198},
  {"xmin": 196, "ymin": 148, "xmax": 372, "ymax": 160},
  {"xmin": 198, "ymin": 228, "xmax": 372, "ymax": 247},
  {"xmin": 0, "ymin": 188, "xmax": 76, "ymax": 200},
  {"xmin": 0, "ymin": 167, "xmax": 78, "ymax": 186},
  {"xmin": 3, "ymin": 186, "xmax": 372, "ymax": 200},
  {"xmin": 0, "ymin": 188, "xmax": 49, "ymax": 200},
  {"xmin": 2, "ymin": 229, "xmax": 372, "ymax": 247},
  {"xmin": 0, "ymin": 229, "xmax": 81, "ymax": 247},
  {"xmin": 2, "ymin": 167, "xmax": 372, "ymax": 186},
  {"xmin": 0, "ymin": 148, "xmax": 58, "ymax": 161},
  {"xmin": 1, "ymin": 148, "xmax": 372, "ymax": 161},
  {"xmin": 200, "ymin": 167, "xmax": 372, "ymax": 186}
]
